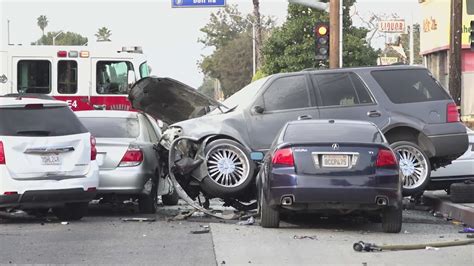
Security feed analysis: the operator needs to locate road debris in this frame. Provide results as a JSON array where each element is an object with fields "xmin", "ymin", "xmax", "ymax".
[
  {"xmin": 191, "ymin": 228, "xmax": 210, "ymax": 234},
  {"xmin": 293, "ymin": 235, "xmax": 317, "ymax": 240},
  {"xmin": 353, "ymin": 239, "xmax": 474, "ymax": 252},
  {"xmin": 237, "ymin": 216, "xmax": 255, "ymax": 225},
  {"xmin": 458, "ymin": 227, "xmax": 474, "ymax": 233},
  {"xmin": 61, "ymin": 221, "xmax": 69, "ymax": 225},
  {"xmin": 425, "ymin": 246, "xmax": 439, "ymax": 251},
  {"xmin": 121, "ymin": 217, "xmax": 156, "ymax": 222}
]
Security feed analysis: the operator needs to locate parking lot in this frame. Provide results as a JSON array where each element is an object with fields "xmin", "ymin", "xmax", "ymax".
[{"xmin": 1, "ymin": 200, "xmax": 473, "ymax": 265}]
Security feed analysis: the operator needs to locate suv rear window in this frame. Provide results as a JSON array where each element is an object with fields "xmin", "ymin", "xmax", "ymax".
[
  {"xmin": 79, "ymin": 117, "xmax": 139, "ymax": 138},
  {"xmin": 0, "ymin": 106, "xmax": 87, "ymax": 137},
  {"xmin": 371, "ymin": 69, "xmax": 450, "ymax": 103}
]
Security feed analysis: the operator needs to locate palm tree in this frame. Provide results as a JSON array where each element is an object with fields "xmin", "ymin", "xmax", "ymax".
[
  {"xmin": 37, "ymin": 15, "xmax": 48, "ymax": 36},
  {"xmin": 95, "ymin": 27, "xmax": 112, "ymax": 42}
]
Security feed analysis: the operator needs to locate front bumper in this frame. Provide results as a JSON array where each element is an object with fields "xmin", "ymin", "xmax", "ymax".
[{"xmin": 0, "ymin": 188, "xmax": 96, "ymax": 208}]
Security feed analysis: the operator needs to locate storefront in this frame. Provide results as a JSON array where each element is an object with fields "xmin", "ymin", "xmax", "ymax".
[{"xmin": 420, "ymin": 0, "xmax": 474, "ymax": 122}]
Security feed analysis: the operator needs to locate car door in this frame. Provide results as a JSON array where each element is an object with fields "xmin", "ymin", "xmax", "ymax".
[
  {"xmin": 247, "ymin": 74, "xmax": 319, "ymax": 151},
  {"xmin": 311, "ymin": 72, "xmax": 389, "ymax": 129}
]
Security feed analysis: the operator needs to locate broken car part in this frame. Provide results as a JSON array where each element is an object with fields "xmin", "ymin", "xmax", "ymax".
[{"xmin": 353, "ymin": 239, "xmax": 474, "ymax": 252}]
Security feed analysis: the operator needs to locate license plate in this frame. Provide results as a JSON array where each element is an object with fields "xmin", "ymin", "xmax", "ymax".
[
  {"xmin": 322, "ymin": 154, "xmax": 349, "ymax": 168},
  {"xmin": 41, "ymin": 154, "xmax": 61, "ymax": 165}
]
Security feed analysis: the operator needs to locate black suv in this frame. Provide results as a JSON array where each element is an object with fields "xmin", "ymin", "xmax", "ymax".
[{"xmin": 130, "ymin": 65, "xmax": 468, "ymax": 202}]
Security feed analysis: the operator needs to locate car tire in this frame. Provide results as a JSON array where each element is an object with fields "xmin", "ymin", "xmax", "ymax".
[
  {"xmin": 201, "ymin": 139, "xmax": 255, "ymax": 198},
  {"xmin": 162, "ymin": 189, "xmax": 179, "ymax": 206},
  {"xmin": 450, "ymin": 182, "xmax": 474, "ymax": 203},
  {"xmin": 259, "ymin": 191, "xmax": 280, "ymax": 228},
  {"xmin": 52, "ymin": 202, "xmax": 89, "ymax": 221},
  {"xmin": 382, "ymin": 207, "xmax": 402, "ymax": 233},
  {"xmin": 139, "ymin": 178, "xmax": 158, "ymax": 214},
  {"xmin": 390, "ymin": 141, "xmax": 431, "ymax": 196}
]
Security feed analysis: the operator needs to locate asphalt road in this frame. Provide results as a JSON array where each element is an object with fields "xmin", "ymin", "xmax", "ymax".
[{"xmin": 1, "ymin": 201, "xmax": 473, "ymax": 265}]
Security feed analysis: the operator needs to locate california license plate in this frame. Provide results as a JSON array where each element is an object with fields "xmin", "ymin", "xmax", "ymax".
[
  {"xmin": 41, "ymin": 154, "xmax": 61, "ymax": 165},
  {"xmin": 322, "ymin": 154, "xmax": 349, "ymax": 168}
]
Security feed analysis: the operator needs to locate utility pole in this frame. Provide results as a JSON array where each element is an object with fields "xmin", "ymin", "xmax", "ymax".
[
  {"xmin": 329, "ymin": 0, "xmax": 340, "ymax": 68},
  {"xmin": 449, "ymin": 0, "xmax": 462, "ymax": 106},
  {"xmin": 7, "ymin": 19, "xmax": 11, "ymax": 45}
]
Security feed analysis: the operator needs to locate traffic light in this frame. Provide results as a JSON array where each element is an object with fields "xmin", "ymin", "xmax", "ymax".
[
  {"xmin": 315, "ymin": 22, "xmax": 330, "ymax": 60},
  {"xmin": 471, "ymin": 20, "xmax": 474, "ymax": 51}
]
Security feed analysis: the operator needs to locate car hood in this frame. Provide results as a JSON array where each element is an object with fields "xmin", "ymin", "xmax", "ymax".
[{"xmin": 128, "ymin": 77, "xmax": 223, "ymax": 125}]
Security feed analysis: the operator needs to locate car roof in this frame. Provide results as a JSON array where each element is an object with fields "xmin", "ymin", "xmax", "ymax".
[
  {"xmin": 269, "ymin": 65, "xmax": 427, "ymax": 79},
  {"xmin": 0, "ymin": 96, "xmax": 68, "ymax": 108},
  {"xmin": 75, "ymin": 110, "xmax": 140, "ymax": 119}
]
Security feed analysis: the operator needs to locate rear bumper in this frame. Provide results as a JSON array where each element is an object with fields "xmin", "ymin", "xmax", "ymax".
[
  {"xmin": 264, "ymin": 172, "xmax": 402, "ymax": 211},
  {"xmin": 97, "ymin": 166, "xmax": 151, "ymax": 195},
  {"xmin": 427, "ymin": 132, "xmax": 468, "ymax": 159},
  {"xmin": 0, "ymin": 189, "xmax": 96, "ymax": 208}
]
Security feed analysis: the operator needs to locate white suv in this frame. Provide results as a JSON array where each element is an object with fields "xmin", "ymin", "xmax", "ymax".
[{"xmin": 0, "ymin": 97, "xmax": 99, "ymax": 220}]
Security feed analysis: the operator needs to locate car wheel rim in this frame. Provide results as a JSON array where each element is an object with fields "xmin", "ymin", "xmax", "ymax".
[
  {"xmin": 206, "ymin": 144, "xmax": 250, "ymax": 188},
  {"xmin": 394, "ymin": 145, "xmax": 428, "ymax": 189}
]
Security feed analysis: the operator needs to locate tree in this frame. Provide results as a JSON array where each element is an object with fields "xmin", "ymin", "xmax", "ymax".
[
  {"xmin": 400, "ymin": 24, "xmax": 422, "ymax": 64},
  {"xmin": 37, "ymin": 15, "xmax": 48, "ymax": 36},
  {"xmin": 33, "ymin": 31, "xmax": 88, "ymax": 46},
  {"xmin": 262, "ymin": 0, "xmax": 379, "ymax": 74},
  {"xmin": 198, "ymin": 76, "xmax": 216, "ymax": 98},
  {"xmin": 95, "ymin": 27, "xmax": 112, "ymax": 42},
  {"xmin": 199, "ymin": 5, "xmax": 274, "ymax": 97}
]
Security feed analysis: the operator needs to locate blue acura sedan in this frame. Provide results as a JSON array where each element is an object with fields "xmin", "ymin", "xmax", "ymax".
[{"xmin": 257, "ymin": 119, "xmax": 402, "ymax": 233}]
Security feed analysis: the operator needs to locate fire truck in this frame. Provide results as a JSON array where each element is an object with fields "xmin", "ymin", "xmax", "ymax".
[{"xmin": 0, "ymin": 44, "xmax": 149, "ymax": 111}]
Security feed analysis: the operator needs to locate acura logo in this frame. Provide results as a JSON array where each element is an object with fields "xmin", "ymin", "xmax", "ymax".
[{"xmin": 332, "ymin": 143, "xmax": 339, "ymax": 150}]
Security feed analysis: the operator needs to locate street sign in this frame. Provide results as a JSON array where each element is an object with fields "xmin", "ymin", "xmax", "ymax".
[
  {"xmin": 171, "ymin": 0, "xmax": 226, "ymax": 8},
  {"xmin": 378, "ymin": 57, "xmax": 399, "ymax": 65},
  {"xmin": 378, "ymin": 20, "xmax": 406, "ymax": 33}
]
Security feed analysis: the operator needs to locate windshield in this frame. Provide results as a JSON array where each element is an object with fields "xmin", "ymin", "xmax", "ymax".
[{"xmin": 218, "ymin": 77, "xmax": 269, "ymax": 112}]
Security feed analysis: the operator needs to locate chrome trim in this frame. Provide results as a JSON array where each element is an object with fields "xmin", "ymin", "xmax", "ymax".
[{"xmin": 24, "ymin": 147, "xmax": 75, "ymax": 154}]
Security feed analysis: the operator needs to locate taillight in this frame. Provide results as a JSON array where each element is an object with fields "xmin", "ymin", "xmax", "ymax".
[
  {"xmin": 0, "ymin": 141, "xmax": 5, "ymax": 165},
  {"xmin": 90, "ymin": 136, "xmax": 97, "ymax": 161},
  {"xmin": 272, "ymin": 148, "xmax": 294, "ymax": 167},
  {"xmin": 119, "ymin": 146, "xmax": 143, "ymax": 167},
  {"xmin": 376, "ymin": 149, "xmax": 397, "ymax": 168},
  {"xmin": 447, "ymin": 102, "xmax": 460, "ymax": 123}
]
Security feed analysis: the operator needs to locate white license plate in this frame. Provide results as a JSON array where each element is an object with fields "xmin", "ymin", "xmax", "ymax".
[
  {"xmin": 322, "ymin": 154, "xmax": 349, "ymax": 168},
  {"xmin": 41, "ymin": 154, "xmax": 61, "ymax": 165}
]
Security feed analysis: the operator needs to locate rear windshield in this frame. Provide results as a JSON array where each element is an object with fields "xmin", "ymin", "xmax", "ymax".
[
  {"xmin": 0, "ymin": 106, "xmax": 87, "ymax": 137},
  {"xmin": 79, "ymin": 117, "xmax": 139, "ymax": 138},
  {"xmin": 284, "ymin": 123, "xmax": 384, "ymax": 143},
  {"xmin": 371, "ymin": 69, "xmax": 450, "ymax": 104}
]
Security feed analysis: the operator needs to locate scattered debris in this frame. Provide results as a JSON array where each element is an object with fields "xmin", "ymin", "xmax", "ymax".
[
  {"xmin": 191, "ymin": 211, "xmax": 206, "ymax": 217},
  {"xmin": 121, "ymin": 217, "xmax": 156, "ymax": 222},
  {"xmin": 466, "ymin": 234, "xmax": 474, "ymax": 239},
  {"xmin": 237, "ymin": 216, "xmax": 255, "ymax": 225},
  {"xmin": 143, "ymin": 234, "xmax": 147, "ymax": 237},
  {"xmin": 459, "ymin": 228, "xmax": 474, "ymax": 233},
  {"xmin": 293, "ymin": 235, "xmax": 317, "ymax": 240},
  {"xmin": 61, "ymin": 221, "xmax": 69, "ymax": 225},
  {"xmin": 425, "ymin": 246, "xmax": 439, "ymax": 251},
  {"xmin": 353, "ymin": 239, "xmax": 474, "ymax": 252},
  {"xmin": 433, "ymin": 212, "xmax": 443, "ymax": 218},
  {"xmin": 403, "ymin": 230, "xmax": 410, "ymax": 234},
  {"xmin": 439, "ymin": 236, "xmax": 445, "ymax": 238},
  {"xmin": 190, "ymin": 228, "xmax": 210, "ymax": 234}
]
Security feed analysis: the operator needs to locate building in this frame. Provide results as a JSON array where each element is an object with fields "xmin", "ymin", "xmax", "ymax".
[{"xmin": 419, "ymin": 0, "xmax": 474, "ymax": 123}]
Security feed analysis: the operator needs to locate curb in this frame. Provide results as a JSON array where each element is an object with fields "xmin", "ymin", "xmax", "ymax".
[{"xmin": 423, "ymin": 191, "xmax": 474, "ymax": 227}]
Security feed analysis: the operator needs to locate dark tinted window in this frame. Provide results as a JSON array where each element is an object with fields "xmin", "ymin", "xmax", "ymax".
[
  {"xmin": 96, "ymin": 61, "xmax": 134, "ymax": 94},
  {"xmin": 79, "ymin": 117, "xmax": 139, "ymax": 138},
  {"xmin": 312, "ymin": 73, "xmax": 373, "ymax": 107},
  {"xmin": 284, "ymin": 122, "xmax": 384, "ymax": 143},
  {"xmin": 0, "ymin": 106, "xmax": 87, "ymax": 137},
  {"xmin": 263, "ymin": 75, "xmax": 309, "ymax": 111},
  {"xmin": 58, "ymin": 61, "xmax": 78, "ymax": 94},
  {"xmin": 371, "ymin": 69, "xmax": 450, "ymax": 103},
  {"xmin": 17, "ymin": 60, "xmax": 51, "ymax": 94}
]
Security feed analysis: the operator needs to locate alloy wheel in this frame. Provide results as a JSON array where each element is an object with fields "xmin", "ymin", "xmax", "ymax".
[
  {"xmin": 206, "ymin": 144, "xmax": 250, "ymax": 188},
  {"xmin": 394, "ymin": 145, "xmax": 429, "ymax": 189}
]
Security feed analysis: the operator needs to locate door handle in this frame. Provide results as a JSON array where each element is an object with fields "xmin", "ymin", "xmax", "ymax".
[{"xmin": 367, "ymin": 110, "xmax": 381, "ymax": 117}]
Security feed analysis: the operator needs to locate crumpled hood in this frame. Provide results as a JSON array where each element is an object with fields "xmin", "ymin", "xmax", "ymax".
[{"xmin": 129, "ymin": 77, "xmax": 223, "ymax": 125}]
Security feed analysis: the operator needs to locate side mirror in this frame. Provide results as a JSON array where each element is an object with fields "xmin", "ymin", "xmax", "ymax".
[
  {"xmin": 297, "ymin": 115, "xmax": 312, "ymax": 120},
  {"xmin": 253, "ymin": 105, "xmax": 264, "ymax": 114},
  {"xmin": 127, "ymin": 70, "xmax": 136, "ymax": 89}
]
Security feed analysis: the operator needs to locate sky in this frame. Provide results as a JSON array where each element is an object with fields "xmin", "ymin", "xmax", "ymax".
[{"xmin": 0, "ymin": 0, "xmax": 420, "ymax": 88}]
